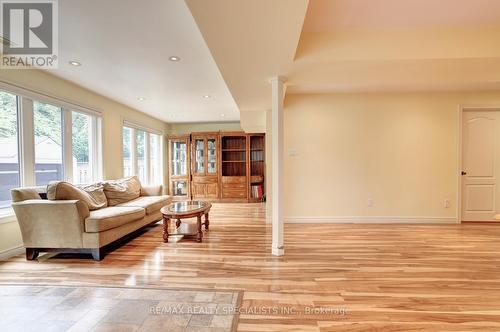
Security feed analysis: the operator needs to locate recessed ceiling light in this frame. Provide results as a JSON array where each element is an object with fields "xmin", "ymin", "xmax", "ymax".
[
  {"xmin": 203, "ymin": 95, "xmax": 211, "ymax": 99},
  {"xmin": 137, "ymin": 97, "xmax": 146, "ymax": 101},
  {"xmin": 69, "ymin": 60, "xmax": 81, "ymax": 66},
  {"xmin": 169, "ymin": 56, "xmax": 180, "ymax": 61},
  {"xmin": 220, "ymin": 113, "xmax": 225, "ymax": 118}
]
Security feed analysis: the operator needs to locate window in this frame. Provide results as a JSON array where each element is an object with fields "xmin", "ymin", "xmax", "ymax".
[
  {"xmin": 136, "ymin": 130, "xmax": 146, "ymax": 183},
  {"xmin": 72, "ymin": 111, "xmax": 94, "ymax": 184},
  {"xmin": 122, "ymin": 124, "xmax": 163, "ymax": 185},
  {"xmin": 122, "ymin": 127, "xmax": 133, "ymax": 177},
  {"xmin": 149, "ymin": 133, "xmax": 161, "ymax": 185},
  {"xmin": 33, "ymin": 101, "xmax": 63, "ymax": 186},
  {"xmin": 0, "ymin": 91, "xmax": 20, "ymax": 209},
  {"xmin": 0, "ymin": 85, "xmax": 102, "ymax": 214}
]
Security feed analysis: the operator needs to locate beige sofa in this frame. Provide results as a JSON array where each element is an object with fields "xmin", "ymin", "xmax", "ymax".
[{"xmin": 11, "ymin": 180, "xmax": 171, "ymax": 261}]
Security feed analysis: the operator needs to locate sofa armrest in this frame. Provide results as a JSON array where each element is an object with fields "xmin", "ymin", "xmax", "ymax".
[
  {"xmin": 12, "ymin": 199, "xmax": 90, "ymax": 248},
  {"xmin": 141, "ymin": 185, "xmax": 163, "ymax": 196}
]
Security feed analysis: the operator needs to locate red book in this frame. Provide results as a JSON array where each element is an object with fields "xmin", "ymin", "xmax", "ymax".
[{"xmin": 257, "ymin": 185, "xmax": 263, "ymax": 198}]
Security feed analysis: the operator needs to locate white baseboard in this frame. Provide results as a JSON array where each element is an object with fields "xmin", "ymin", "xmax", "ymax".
[
  {"xmin": 285, "ymin": 216, "xmax": 458, "ymax": 224},
  {"xmin": 0, "ymin": 246, "xmax": 24, "ymax": 261}
]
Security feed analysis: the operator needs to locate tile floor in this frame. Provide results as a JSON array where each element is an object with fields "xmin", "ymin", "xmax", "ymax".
[{"xmin": 0, "ymin": 284, "xmax": 241, "ymax": 332}]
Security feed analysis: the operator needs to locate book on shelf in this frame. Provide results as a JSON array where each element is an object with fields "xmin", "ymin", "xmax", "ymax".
[{"xmin": 251, "ymin": 184, "xmax": 263, "ymax": 199}]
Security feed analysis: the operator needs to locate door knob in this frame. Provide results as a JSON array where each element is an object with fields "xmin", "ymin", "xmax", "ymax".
[{"xmin": 461, "ymin": 171, "xmax": 467, "ymax": 175}]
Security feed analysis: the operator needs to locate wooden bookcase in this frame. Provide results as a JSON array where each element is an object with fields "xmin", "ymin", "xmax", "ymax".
[
  {"xmin": 248, "ymin": 134, "xmax": 265, "ymax": 202},
  {"xmin": 220, "ymin": 132, "xmax": 248, "ymax": 202},
  {"xmin": 167, "ymin": 131, "xmax": 265, "ymax": 202}
]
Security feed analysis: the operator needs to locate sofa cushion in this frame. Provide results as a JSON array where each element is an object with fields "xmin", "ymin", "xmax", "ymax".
[
  {"xmin": 140, "ymin": 185, "xmax": 163, "ymax": 197},
  {"xmin": 103, "ymin": 176, "xmax": 141, "ymax": 206},
  {"xmin": 11, "ymin": 186, "xmax": 45, "ymax": 202},
  {"xmin": 78, "ymin": 183, "xmax": 108, "ymax": 208},
  {"xmin": 117, "ymin": 195, "xmax": 170, "ymax": 215},
  {"xmin": 47, "ymin": 181, "xmax": 107, "ymax": 211},
  {"xmin": 85, "ymin": 206, "xmax": 145, "ymax": 232}
]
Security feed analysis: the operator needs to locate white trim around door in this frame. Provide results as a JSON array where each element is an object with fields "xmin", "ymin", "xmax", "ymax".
[{"xmin": 458, "ymin": 105, "xmax": 500, "ymax": 222}]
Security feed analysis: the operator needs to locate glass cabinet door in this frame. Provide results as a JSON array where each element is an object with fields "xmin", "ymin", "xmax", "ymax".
[
  {"xmin": 194, "ymin": 139, "xmax": 205, "ymax": 173},
  {"xmin": 172, "ymin": 180, "xmax": 188, "ymax": 196},
  {"xmin": 207, "ymin": 138, "xmax": 217, "ymax": 174},
  {"xmin": 171, "ymin": 141, "xmax": 187, "ymax": 176}
]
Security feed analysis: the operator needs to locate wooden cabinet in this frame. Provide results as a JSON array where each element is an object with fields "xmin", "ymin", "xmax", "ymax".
[
  {"xmin": 220, "ymin": 133, "xmax": 248, "ymax": 202},
  {"xmin": 248, "ymin": 134, "xmax": 265, "ymax": 202},
  {"xmin": 168, "ymin": 135, "xmax": 190, "ymax": 200},
  {"xmin": 191, "ymin": 132, "xmax": 219, "ymax": 200},
  {"xmin": 167, "ymin": 131, "xmax": 265, "ymax": 202}
]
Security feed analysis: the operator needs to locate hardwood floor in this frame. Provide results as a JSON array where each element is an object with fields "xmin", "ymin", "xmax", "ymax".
[{"xmin": 2, "ymin": 203, "xmax": 500, "ymax": 331}]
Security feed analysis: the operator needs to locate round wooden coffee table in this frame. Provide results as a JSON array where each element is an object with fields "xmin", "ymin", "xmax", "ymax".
[{"xmin": 160, "ymin": 201, "xmax": 211, "ymax": 243}]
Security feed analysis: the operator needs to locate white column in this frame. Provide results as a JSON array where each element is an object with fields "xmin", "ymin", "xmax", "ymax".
[{"xmin": 270, "ymin": 76, "xmax": 286, "ymax": 256}]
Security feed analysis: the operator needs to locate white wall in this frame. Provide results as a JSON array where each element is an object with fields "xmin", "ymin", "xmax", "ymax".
[{"xmin": 284, "ymin": 92, "xmax": 500, "ymax": 223}]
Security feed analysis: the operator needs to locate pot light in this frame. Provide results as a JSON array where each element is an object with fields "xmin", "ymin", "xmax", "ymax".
[
  {"xmin": 203, "ymin": 95, "xmax": 211, "ymax": 99},
  {"xmin": 69, "ymin": 60, "xmax": 81, "ymax": 66},
  {"xmin": 220, "ymin": 113, "xmax": 225, "ymax": 118},
  {"xmin": 137, "ymin": 97, "xmax": 146, "ymax": 101},
  {"xmin": 169, "ymin": 56, "xmax": 180, "ymax": 61}
]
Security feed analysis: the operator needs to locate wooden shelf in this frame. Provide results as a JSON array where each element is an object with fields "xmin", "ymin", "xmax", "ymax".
[
  {"xmin": 249, "ymin": 135, "xmax": 265, "ymax": 201},
  {"xmin": 221, "ymin": 135, "xmax": 247, "ymax": 179},
  {"xmin": 169, "ymin": 132, "xmax": 264, "ymax": 202}
]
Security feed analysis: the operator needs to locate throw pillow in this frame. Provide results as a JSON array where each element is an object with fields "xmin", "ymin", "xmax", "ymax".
[
  {"xmin": 78, "ymin": 183, "xmax": 108, "ymax": 209},
  {"xmin": 102, "ymin": 176, "xmax": 141, "ymax": 206},
  {"xmin": 47, "ymin": 181, "xmax": 108, "ymax": 210}
]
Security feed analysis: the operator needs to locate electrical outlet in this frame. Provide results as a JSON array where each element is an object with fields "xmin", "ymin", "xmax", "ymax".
[
  {"xmin": 367, "ymin": 198, "xmax": 373, "ymax": 207},
  {"xmin": 444, "ymin": 199, "xmax": 451, "ymax": 208}
]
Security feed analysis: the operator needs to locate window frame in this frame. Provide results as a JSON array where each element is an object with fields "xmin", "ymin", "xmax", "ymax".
[
  {"xmin": 122, "ymin": 121, "xmax": 163, "ymax": 186},
  {"xmin": 33, "ymin": 100, "xmax": 65, "ymax": 186},
  {"xmin": 70, "ymin": 110, "xmax": 102, "ymax": 185},
  {"xmin": 0, "ymin": 82, "xmax": 103, "ymax": 220}
]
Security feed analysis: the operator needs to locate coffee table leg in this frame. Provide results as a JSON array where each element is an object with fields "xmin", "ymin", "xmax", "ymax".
[
  {"xmin": 196, "ymin": 215, "xmax": 203, "ymax": 242},
  {"xmin": 204, "ymin": 212, "xmax": 209, "ymax": 230},
  {"xmin": 163, "ymin": 217, "xmax": 170, "ymax": 243}
]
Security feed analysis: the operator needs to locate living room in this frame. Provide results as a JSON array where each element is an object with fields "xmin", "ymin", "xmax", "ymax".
[{"xmin": 2, "ymin": 0, "xmax": 500, "ymax": 331}]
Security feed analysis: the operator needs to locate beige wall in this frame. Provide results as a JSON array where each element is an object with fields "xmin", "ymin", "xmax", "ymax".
[
  {"xmin": 0, "ymin": 69, "xmax": 168, "ymax": 254},
  {"xmin": 284, "ymin": 92, "xmax": 500, "ymax": 222},
  {"xmin": 240, "ymin": 110, "xmax": 266, "ymax": 133},
  {"xmin": 0, "ymin": 215, "xmax": 22, "ymax": 257},
  {"xmin": 168, "ymin": 122, "xmax": 241, "ymax": 135}
]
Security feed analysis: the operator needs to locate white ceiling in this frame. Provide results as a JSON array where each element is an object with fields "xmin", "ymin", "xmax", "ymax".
[
  {"xmin": 50, "ymin": 0, "xmax": 500, "ymax": 121},
  {"xmin": 53, "ymin": 0, "xmax": 239, "ymax": 123},
  {"xmin": 287, "ymin": 0, "xmax": 500, "ymax": 94},
  {"xmin": 185, "ymin": 0, "xmax": 309, "ymax": 112},
  {"xmin": 303, "ymin": 0, "xmax": 500, "ymax": 31},
  {"xmin": 184, "ymin": 0, "xmax": 500, "ymax": 109}
]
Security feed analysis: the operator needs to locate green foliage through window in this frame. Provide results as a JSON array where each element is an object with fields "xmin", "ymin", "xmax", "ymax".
[{"xmin": 0, "ymin": 91, "xmax": 17, "ymax": 138}]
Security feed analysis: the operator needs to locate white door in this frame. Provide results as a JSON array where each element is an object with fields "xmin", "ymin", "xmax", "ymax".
[{"xmin": 462, "ymin": 111, "xmax": 500, "ymax": 221}]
